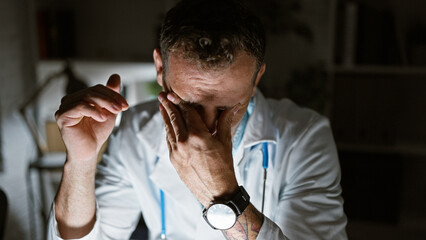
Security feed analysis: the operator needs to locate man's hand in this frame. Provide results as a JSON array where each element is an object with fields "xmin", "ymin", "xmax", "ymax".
[
  {"xmin": 55, "ymin": 74, "xmax": 128, "ymax": 162},
  {"xmin": 54, "ymin": 74, "xmax": 128, "ymax": 239},
  {"xmin": 158, "ymin": 91, "xmax": 240, "ymax": 206}
]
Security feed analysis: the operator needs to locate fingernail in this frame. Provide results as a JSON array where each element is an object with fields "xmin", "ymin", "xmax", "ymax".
[
  {"xmin": 100, "ymin": 113, "xmax": 106, "ymax": 120},
  {"xmin": 167, "ymin": 93, "xmax": 175, "ymax": 103},
  {"xmin": 112, "ymin": 103, "xmax": 121, "ymax": 110},
  {"xmin": 158, "ymin": 94, "xmax": 164, "ymax": 102},
  {"xmin": 121, "ymin": 101, "xmax": 128, "ymax": 108}
]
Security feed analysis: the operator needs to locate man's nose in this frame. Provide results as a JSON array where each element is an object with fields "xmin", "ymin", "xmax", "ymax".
[{"xmin": 198, "ymin": 106, "xmax": 218, "ymax": 134}]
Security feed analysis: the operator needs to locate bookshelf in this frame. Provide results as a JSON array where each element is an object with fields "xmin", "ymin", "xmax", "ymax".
[
  {"xmin": 327, "ymin": 1, "xmax": 426, "ymax": 238},
  {"xmin": 327, "ymin": 0, "xmax": 426, "ymax": 156},
  {"xmin": 332, "ymin": 65, "xmax": 426, "ymax": 75}
]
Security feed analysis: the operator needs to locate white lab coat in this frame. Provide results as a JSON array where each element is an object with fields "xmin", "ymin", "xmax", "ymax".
[{"xmin": 48, "ymin": 91, "xmax": 347, "ymax": 240}]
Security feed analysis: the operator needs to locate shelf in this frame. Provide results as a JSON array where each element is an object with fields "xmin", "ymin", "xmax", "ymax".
[
  {"xmin": 330, "ymin": 65, "xmax": 426, "ymax": 75},
  {"xmin": 37, "ymin": 60, "xmax": 157, "ymax": 86},
  {"xmin": 337, "ymin": 143, "xmax": 426, "ymax": 157}
]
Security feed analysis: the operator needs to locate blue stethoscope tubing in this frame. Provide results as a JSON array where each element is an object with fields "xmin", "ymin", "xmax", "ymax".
[
  {"xmin": 160, "ymin": 190, "xmax": 166, "ymax": 239},
  {"xmin": 261, "ymin": 142, "xmax": 269, "ymax": 213},
  {"xmin": 158, "ymin": 142, "xmax": 269, "ymax": 239}
]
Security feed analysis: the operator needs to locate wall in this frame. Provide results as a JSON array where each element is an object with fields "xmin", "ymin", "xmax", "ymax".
[
  {"xmin": 260, "ymin": 0, "xmax": 334, "ymax": 94},
  {"xmin": 0, "ymin": 0, "xmax": 39, "ymax": 239},
  {"xmin": 35, "ymin": 0, "xmax": 170, "ymax": 61}
]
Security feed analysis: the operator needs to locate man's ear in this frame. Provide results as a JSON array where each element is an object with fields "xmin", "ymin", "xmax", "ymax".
[
  {"xmin": 153, "ymin": 48, "xmax": 163, "ymax": 87},
  {"xmin": 251, "ymin": 63, "xmax": 266, "ymax": 97}
]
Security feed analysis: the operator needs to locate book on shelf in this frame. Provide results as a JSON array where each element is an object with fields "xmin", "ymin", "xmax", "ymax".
[{"xmin": 334, "ymin": 2, "xmax": 403, "ymax": 66}]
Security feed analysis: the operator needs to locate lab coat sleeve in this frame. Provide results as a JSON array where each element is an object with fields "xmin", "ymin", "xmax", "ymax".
[
  {"xmin": 46, "ymin": 129, "xmax": 142, "ymax": 240},
  {"xmin": 256, "ymin": 215, "xmax": 289, "ymax": 240},
  {"xmin": 258, "ymin": 115, "xmax": 347, "ymax": 240},
  {"xmin": 47, "ymin": 202, "xmax": 102, "ymax": 240}
]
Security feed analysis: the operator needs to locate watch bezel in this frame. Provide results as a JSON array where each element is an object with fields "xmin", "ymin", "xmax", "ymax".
[
  {"xmin": 202, "ymin": 186, "xmax": 251, "ymax": 230},
  {"xmin": 202, "ymin": 201, "xmax": 238, "ymax": 230}
]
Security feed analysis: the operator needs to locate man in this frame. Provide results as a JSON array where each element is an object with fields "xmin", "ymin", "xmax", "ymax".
[{"xmin": 48, "ymin": 0, "xmax": 347, "ymax": 239}]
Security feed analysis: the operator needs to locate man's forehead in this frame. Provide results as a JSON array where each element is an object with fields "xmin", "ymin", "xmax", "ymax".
[
  {"xmin": 167, "ymin": 50, "xmax": 256, "ymax": 69},
  {"xmin": 162, "ymin": 51, "xmax": 256, "ymax": 104},
  {"xmin": 165, "ymin": 51, "xmax": 257, "ymax": 80}
]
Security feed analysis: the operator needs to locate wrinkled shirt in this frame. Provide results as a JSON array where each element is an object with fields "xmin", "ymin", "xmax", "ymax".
[{"xmin": 47, "ymin": 91, "xmax": 347, "ymax": 240}]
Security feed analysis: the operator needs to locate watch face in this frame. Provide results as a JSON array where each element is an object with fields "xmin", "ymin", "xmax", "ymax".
[{"xmin": 206, "ymin": 203, "xmax": 237, "ymax": 230}]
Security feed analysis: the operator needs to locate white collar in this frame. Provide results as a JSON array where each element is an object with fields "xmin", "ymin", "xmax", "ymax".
[{"xmin": 242, "ymin": 90, "xmax": 277, "ymax": 148}]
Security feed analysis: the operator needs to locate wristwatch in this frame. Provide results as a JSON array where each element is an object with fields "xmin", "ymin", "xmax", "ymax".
[{"xmin": 202, "ymin": 186, "xmax": 250, "ymax": 230}]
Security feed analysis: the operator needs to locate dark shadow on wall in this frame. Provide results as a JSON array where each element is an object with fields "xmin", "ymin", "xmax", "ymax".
[
  {"xmin": 0, "ymin": 188, "xmax": 7, "ymax": 240},
  {"xmin": 1, "ymin": 188, "xmax": 30, "ymax": 240}
]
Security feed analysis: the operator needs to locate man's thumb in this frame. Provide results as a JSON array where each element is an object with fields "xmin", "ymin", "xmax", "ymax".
[{"xmin": 106, "ymin": 74, "xmax": 121, "ymax": 93}]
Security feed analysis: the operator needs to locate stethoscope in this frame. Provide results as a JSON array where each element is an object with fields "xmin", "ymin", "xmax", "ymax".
[{"xmin": 157, "ymin": 142, "xmax": 269, "ymax": 239}]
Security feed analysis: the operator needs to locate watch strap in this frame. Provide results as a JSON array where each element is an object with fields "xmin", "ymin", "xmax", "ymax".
[{"xmin": 230, "ymin": 186, "xmax": 250, "ymax": 216}]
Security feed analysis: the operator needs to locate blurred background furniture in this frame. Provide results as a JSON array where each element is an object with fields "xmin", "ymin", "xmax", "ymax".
[
  {"xmin": 20, "ymin": 61, "xmax": 88, "ymax": 239},
  {"xmin": 0, "ymin": 98, "xmax": 3, "ymax": 173}
]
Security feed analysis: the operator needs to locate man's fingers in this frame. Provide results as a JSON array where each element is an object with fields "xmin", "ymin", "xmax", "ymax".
[
  {"xmin": 106, "ymin": 74, "xmax": 121, "ymax": 94},
  {"xmin": 59, "ymin": 88, "xmax": 126, "ymax": 116},
  {"xmin": 104, "ymin": 74, "xmax": 129, "ymax": 109},
  {"xmin": 56, "ymin": 102, "xmax": 107, "ymax": 128},
  {"xmin": 159, "ymin": 92, "xmax": 188, "ymax": 142},
  {"xmin": 165, "ymin": 92, "xmax": 208, "ymax": 134},
  {"xmin": 217, "ymin": 104, "xmax": 240, "ymax": 143},
  {"xmin": 105, "ymin": 74, "xmax": 129, "ymax": 109},
  {"xmin": 93, "ymin": 84, "xmax": 128, "ymax": 107},
  {"xmin": 60, "ymin": 82, "xmax": 128, "ymax": 113},
  {"xmin": 86, "ymin": 89, "xmax": 127, "ymax": 113},
  {"xmin": 159, "ymin": 104, "xmax": 177, "ymax": 150}
]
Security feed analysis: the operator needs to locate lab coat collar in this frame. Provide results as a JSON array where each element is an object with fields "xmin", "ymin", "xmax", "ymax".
[
  {"xmin": 244, "ymin": 91, "xmax": 277, "ymax": 145},
  {"xmin": 236, "ymin": 91, "xmax": 277, "ymax": 164}
]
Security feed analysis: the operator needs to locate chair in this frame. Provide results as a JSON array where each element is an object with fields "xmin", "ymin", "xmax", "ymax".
[
  {"xmin": 0, "ymin": 188, "xmax": 7, "ymax": 240},
  {"xmin": 25, "ymin": 124, "xmax": 66, "ymax": 240}
]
